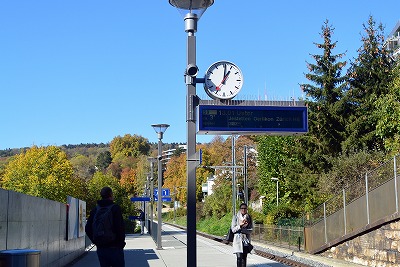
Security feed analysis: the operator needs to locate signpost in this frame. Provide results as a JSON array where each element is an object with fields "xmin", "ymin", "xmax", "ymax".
[
  {"xmin": 198, "ymin": 105, "xmax": 308, "ymax": 135},
  {"xmin": 130, "ymin": 188, "xmax": 172, "ymax": 202},
  {"xmin": 153, "ymin": 188, "xmax": 171, "ymax": 202}
]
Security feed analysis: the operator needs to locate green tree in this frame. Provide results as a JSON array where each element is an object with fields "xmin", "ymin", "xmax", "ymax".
[
  {"xmin": 96, "ymin": 151, "xmax": 112, "ymax": 171},
  {"xmin": 300, "ymin": 20, "xmax": 347, "ymax": 156},
  {"xmin": 374, "ymin": 64, "xmax": 400, "ymax": 153},
  {"xmin": 1, "ymin": 146, "xmax": 83, "ymax": 202},
  {"xmin": 202, "ymin": 176, "xmax": 232, "ymax": 219},
  {"xmin": 110, "ymin": 134, "xmax": 150, "ymax": 159},
  {"xmin": 256, "ymin": 136, "xmax": 293, "ymax": 206},
  {"xmin": 134, "ymin": 154, "xmax": 152, "ymax": 196},
  {"xmin": 343, "ymin": 15, "xmax": 396, "ymax": 152},
  {"xmin": 87, "ymin": 171, "xmax": 124, "ymax": 209},
  {"xmin": 163, "ymin": 154, "xmax": 187, "ymax": 204},
  {"xmin": 70, "ymin": 154, "xmax": 96, "ymax": 182}
]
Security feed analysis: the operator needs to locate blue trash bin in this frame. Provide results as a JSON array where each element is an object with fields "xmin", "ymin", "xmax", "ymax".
[{"xmin": 0, "ymin": 249, "xmax": 40, "ymax": 267}]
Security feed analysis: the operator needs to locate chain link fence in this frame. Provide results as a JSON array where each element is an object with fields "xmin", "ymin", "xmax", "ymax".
[
  {"xmin": 304, "ymin": 154, "xmax": 399, "ymax": 253},
  {"xmin": 253, "ymin": 224, "xmax": 304, "ymax": 251}
]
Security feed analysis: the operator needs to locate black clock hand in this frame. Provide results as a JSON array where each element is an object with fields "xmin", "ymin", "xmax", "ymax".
[
  {"xmin": 222, "ymin": 64, "xmax": 227, "ymax": 84},
  {"xmin": 216, "ymin": 71, "xmax": 231, "ymax": 91}
]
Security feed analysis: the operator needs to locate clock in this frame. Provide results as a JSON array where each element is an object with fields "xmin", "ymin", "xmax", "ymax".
[{"xmin": 204, "ymin": 61, "xmax": 243, "ymax": 100}]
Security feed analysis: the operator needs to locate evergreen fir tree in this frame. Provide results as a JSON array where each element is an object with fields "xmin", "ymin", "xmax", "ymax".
[
  {"xmin": 343, "ymin": 16, "xmax": 396, "ymax": 152},
  {"xmin": 300, "ymin": 20, "xmax": 347, "ymax": 157}
]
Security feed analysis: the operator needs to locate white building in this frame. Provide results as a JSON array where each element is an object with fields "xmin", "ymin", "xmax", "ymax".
[
  {"xmin": 202, "ymin": 175, "xmax": 216, "ymax": 196},
  {"xmin": 384, "ymin": 20, "xmax": 400, "ymax": 60},
  {"xmin": 162, "ymin": 144, "xmax": 187, "ymax": 164}
]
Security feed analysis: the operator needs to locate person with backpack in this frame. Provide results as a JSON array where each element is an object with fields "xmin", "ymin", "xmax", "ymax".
[{"xmin": 85, "ymin": 187, "xmax": 126, "ymax": 267}]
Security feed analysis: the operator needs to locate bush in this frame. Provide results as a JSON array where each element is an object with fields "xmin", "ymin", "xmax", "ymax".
[
  {"xmin": 249, "ymin": 208, "xmax": 264, "ymax": 224},
  {"xmin": 197, "ymin": 213, "xmax": 233, "ymax": 236},
  {"xmin": 263, "ymin": 203, "xmax": 302, "ymax": 225}
]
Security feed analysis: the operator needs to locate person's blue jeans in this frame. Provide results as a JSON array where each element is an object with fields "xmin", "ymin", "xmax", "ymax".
[{"xmin": 96, "ymin": 247, "xmax": 125, "ymax": 267}]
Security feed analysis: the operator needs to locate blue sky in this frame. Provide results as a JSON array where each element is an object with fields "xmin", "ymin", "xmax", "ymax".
[{"xmin": 1, "ymin": 1, "xmax": 399, "ymax": 150}]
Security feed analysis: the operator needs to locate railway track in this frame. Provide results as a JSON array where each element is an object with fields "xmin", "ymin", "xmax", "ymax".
[{"xmin": 170, "ymin": 223, "xmax": 319, "ymax": 267}]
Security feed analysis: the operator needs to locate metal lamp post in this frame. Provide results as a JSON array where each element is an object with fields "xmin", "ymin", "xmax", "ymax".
[
  {"xmin": 147, "ymin": 157, "xmax": 157, "ymax": 235},
  {"xmin": 271, "ymin": 177, "xmax": 279, "ymax": 206},
  {"xmin": 243, "ymin": 145, "xmax": 254, "ymax": 205},
  {"xmin": 231, "ymin": 135, "xmax": 237, "ymax": 213},
  {"xmin": 151, "ymin": 124, "xmax": 169, "ymax": 250},
  {"xmin": 168, "ymin": 1, "xmax": 213, "ymax": 266},
  {"xmin": 243, "ymin": 145, "xmax": 248, "ymax": 205}
]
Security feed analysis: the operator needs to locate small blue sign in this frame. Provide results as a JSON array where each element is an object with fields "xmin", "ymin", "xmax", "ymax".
[
  {"xmin": 129, "ymin": 215, "xmax": 140, "ymax": 220},
  {"xmin": 154, "ymin": 188, "xmax": 170, "ymax": 197}
]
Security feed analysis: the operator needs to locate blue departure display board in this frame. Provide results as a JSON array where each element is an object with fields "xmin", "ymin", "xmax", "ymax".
[{"xmin": 198, "ymin": 105, "xmax": 308, "ymax": 135}]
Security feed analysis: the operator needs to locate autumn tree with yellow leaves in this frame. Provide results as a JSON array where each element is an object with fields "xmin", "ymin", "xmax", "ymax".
[{"xmin": 1, "ymin": 146, "xmax": 85, "ymax": 202}]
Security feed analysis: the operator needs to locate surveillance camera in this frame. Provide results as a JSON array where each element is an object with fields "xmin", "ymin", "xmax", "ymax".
[
  {"xmin": 158, "ymin": 155, "xmax": 162, "ymax": 160},
  {"xmin": 186, "ymin": 64, "xmax": 198, "ymax": 77}
]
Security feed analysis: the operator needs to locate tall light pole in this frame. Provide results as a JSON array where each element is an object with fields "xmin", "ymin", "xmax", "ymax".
[
  {"xmin": 151, "ymin": 124, "xmax": 169, "ymax": 250},
  {"xmin": 243, "ymin": 145, "xmax": 254, "ymax": 206},
  {"xmin": 271, "ymin": 177, "xmax": 279, "ymax": 206},
  {"xmin": 148, "ymin": 157, "xmax": 157, "ymax": 236},
  {"xmin": 243, "ymin": 145, "xmax": 248, "ymax": 205},
  {"xmin": 168, "ymin": 1, "xmax": 213, "ymax": 266},
  {"xmin": 232, "ymin": 135, "xmax": 237, "ymax": 213}
]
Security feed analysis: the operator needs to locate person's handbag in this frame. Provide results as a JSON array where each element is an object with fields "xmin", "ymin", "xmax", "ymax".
[
  {"xmin": 247, "ymin": 243, "xmax": 254, "ymax": 253},
  {"xmin": 226, "ymin": 228, "xmax": 234, "ymax": 242}
]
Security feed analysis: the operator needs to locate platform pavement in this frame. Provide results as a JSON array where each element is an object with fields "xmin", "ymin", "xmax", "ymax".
[
  {"xmin": 68, "ymin": 226, "xmax": 288, "ymax": 267},
  {"xmin": 68, "ymin": 224, "xmax": 366, "ymax": 267}
]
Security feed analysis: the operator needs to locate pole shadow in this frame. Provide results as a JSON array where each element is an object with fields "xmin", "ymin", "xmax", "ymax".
[{"xmin": 124, "ymin": 248, "xmax": 159, "ymax": 267}]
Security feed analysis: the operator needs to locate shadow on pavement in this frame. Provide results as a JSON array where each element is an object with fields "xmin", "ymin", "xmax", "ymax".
[{"xmin": 124, "ymin": 249, "xmax": 160, "ymax": 267}]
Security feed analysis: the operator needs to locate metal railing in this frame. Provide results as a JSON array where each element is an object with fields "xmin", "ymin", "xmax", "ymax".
[
  {"xmin": 253, "ymin": 224, "xmax": 304, "ymax": 251},
  {"xmin": 304, "ymin": 154, "xmax": 400, "ymax": 252}
]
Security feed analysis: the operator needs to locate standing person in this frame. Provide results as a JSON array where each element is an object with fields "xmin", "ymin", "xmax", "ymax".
[
  {"xmin": 138, "ymin": 209, "xmax": 145, "ymax": 235},
  {"xmin": 231, "ymin": 203, "xmax": 253, "ymax": 267},
  {"xmin": 85, "ymin": 187, "xmax": 126, "ymax": 267}
]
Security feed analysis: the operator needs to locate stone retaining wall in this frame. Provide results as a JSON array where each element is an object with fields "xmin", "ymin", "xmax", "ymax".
[{"xmin": 321, "ymin": 219, "xmax": 400, "ymax": 266}]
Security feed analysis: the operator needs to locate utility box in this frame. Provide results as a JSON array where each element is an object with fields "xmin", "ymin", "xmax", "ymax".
[{"xmin": 0, "ymin": 249, "xmax": 40, "ymax": 267}]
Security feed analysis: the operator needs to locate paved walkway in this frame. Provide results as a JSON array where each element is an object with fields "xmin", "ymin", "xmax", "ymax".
[
  {"xmin": 68, "ymin": 224, "xmax": 365, "ymax": 267},
  {"xmin": 69, "ymin": 224, "xmax": 288, "ymax": 267}
]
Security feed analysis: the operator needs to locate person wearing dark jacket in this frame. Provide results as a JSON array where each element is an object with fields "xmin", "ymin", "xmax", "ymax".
[
  {"xmin": 138, "ymin": 209, "xmax": 145, "ymax": 235},
  {"xmin": 85, "ymin": 187, "xmax": 126, "ymax": 267}
]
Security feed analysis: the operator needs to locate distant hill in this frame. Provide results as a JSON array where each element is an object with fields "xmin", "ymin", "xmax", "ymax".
[{"xmin": 0, "ymin": 141, "xmax": 188, "ymax": 160}]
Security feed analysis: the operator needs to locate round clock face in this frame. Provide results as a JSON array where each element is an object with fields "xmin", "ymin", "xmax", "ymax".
[{"xmin": 204, "ymin": 61, "xmax": 243, "ymax": 100}]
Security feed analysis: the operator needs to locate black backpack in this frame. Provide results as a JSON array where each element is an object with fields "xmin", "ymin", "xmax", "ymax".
[{"xmin": 92, "ymin": 204, "xmax": 116, "ymax": 245}]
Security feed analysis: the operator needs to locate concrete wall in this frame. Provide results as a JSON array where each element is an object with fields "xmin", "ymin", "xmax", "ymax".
[
  {"xmin": 321, "ymin": 219, "xmax": 400, "ymax": 266},
  {"xmin": 0, "ymin": 188, "xmax": 85, "ymax": 267}
]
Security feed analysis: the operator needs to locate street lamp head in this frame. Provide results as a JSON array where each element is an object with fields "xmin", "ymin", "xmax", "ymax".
[
  {"xmin": 151, "ymin": 124, "xmax": 170, "ymax": 140},
  {"xmin": 271, "ymin": 177, "xmax": 279, "ymax": 181},
  {"xmin": 169, "ymin": 0, "xmax": 214, "ymax": 19}
]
